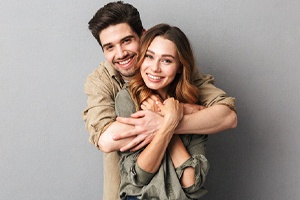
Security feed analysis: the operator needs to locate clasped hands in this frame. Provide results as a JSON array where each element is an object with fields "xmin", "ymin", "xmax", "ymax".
[{"xmin": 114, "ymin": 95, "xmax": 205, "ymax": 152}]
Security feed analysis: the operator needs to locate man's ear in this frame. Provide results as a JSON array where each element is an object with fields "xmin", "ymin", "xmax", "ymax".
[{"xmin": 142, "ymin": 28, "xmax": 146, "ymax": 34}]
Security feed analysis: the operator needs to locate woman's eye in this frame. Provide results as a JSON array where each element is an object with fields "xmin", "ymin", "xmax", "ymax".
[
  {"xmin": 162, "ymin": 59, "xmax": 172, "ymax": 63},
  {"xmin": 145, "ymin": 54, "xmax": 153, "ymax": 59}
]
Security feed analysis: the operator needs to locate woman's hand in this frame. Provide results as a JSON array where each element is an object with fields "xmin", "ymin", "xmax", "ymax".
[
  {"xmin": 157, "ymin": 98, "xmax": 183, "ymax": 129},
  {"xmin": 141, "ymin": 94, "xmax": 162, "ymax": 113}
]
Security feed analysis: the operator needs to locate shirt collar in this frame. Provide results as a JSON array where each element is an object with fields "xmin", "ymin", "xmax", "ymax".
[{"xmin": 105, "ymin": 60, "xmax": 124, "ymax": 85}]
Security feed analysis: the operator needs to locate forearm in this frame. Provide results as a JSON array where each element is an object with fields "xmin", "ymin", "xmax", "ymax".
[
  {"xmin": 168, "ymin": 135, "xmax": 195, "ymax": 188},
  {"xmin": 175, "ymin": 105, "xmax": 237, "ymax": 135},
  {"xmin": 137, "ymin": 123, "xmax": 175, "ymax": 173},
  {"xmin": 98, "ymin": 121, "xmax": 135, "ymax": 153}
]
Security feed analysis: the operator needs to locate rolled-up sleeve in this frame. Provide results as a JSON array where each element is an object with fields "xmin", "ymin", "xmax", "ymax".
[
  {"xmin": 175, "ymin": 154, "xmax": 209, "ymax": 195},
  {"xmin": 175, "ymin": 134, "xmax": 210, "ymax": 198},
  {"xmin": 193, "ymin": 67, "xmax": 236, "ymax": 111},
  {"xmin": 131, "ymin": 161, "xmax": 156, "ymax": 186},
  {"xmin": 82, "ymin": 67, "xmax": 120, "ymax": 148}
]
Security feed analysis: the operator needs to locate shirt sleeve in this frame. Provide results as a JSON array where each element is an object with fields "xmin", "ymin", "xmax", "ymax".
[
  {"xmin": 193, "ymin": 67, "xmax": 236, "ymax": 111},
  {"xmin": 82, "ymin": 67, "xmax": 119, "ymax": 149},
  {"xmin": 116, "ymin": 89, "xmax": 157, "ymax": 186},
  {"xmin": 175, "ymin": 134, "xmax": 210, "ymax": 198}
]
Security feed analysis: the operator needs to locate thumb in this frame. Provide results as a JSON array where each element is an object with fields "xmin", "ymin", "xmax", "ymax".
[{"xmin": 130, "ymin": 110, "xmax": 146, "ymax": 118}]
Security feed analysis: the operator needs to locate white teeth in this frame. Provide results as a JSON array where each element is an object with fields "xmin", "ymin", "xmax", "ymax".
[
  {"xmin": 148, "ymin": 74, "xmax": 161, "ymax": 80},
  {"xmin": 119, "ymin": 58, "xmax": 131, "ymax": 65}
]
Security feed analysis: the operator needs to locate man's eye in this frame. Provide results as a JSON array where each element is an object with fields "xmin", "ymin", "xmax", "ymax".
[
  {"xmin": 123, "ymin": 39, "xmax": 131, "ymax": 44},
  {"xmin": 105, "ymin": 46, "xmax": 113, "ymax": 51}
]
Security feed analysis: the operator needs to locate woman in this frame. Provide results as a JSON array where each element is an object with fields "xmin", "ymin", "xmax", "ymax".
[{"xmin": 115, "ymin": 24, "xmax": 209, "ymax": 200}]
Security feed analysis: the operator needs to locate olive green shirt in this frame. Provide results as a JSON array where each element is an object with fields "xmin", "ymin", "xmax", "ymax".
[
  {"xmin": 82, "ymin": 61, "xmax": 235, "ymax": 200},
  {"xmin": 115, "ymin": 88, "xmax": 209, "ymax": 199}
]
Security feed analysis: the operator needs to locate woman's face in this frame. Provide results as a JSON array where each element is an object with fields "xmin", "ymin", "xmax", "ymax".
[{"xmin": 141, "ymin": 36, "xmax": 181, "ymax": 99}]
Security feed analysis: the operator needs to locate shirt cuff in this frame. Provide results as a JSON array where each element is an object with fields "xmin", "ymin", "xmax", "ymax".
[
  {"xmin": 130, "ymin": 163, "xmax": 156, "ymax": 186},
  {"xmin": 175, "ymin": 154, "xmax": 210, "ymax": 193}
]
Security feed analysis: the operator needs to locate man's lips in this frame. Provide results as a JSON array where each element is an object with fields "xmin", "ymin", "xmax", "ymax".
[
  {"xmin": 114, "ymin": 56, "xmax": 135, "ymax": 69},
  {"xmin": 118, "ymin": 58, "xmax": 131, "ymax": 65}
]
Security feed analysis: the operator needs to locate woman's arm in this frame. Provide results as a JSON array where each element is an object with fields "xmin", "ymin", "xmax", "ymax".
[
  {"xmin": 136, "ymin": 98, "xmax": 183, "ymax": 173},
  {"xmin": 168, "ymin": 135, "xmax": 195, "ymax": 187},
  {"xmin": 168, "ymin": 103, "xmax": 210, "ymax": 197},
  {"xmin": 167, "ymin": 103, "xmax": 206, "ymax": 188}
]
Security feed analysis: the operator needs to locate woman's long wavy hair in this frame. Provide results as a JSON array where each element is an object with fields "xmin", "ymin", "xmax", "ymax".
[{"xmin": 130, "ymin": 23, "xmax": 200, "ymax": 110}]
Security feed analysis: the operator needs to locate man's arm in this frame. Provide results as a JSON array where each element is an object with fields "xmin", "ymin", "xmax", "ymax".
[
  {"xmin": 97, "ymin": 121, "xmax": 135, "ymax": 152},
  {"xmin": 98, "ymin": 89, "xmax": 163, "ymax": 153},
  {"xmin": 175, "ymin": 104, "xmax": 237, "ymax": 135},
  {"xmin": 82, "ymin": 63, "xmax": 125, "ymax": 150},
  {"xmin": 115, "ymin": 103, "xmax": 236, "ymax": 152},
  {"xmin": 114, "ymin": 70, "xmax": 237, "ymax": 151}
]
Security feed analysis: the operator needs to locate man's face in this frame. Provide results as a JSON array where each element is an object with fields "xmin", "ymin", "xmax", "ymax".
[{"xmin": 99, "ymin": 23, "xmax": 140, "ymax": 81}]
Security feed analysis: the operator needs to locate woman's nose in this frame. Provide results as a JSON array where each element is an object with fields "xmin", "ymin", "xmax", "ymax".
[{"xmin": 151, "ymin": 60, "xmax": 161, "ymax": 72}]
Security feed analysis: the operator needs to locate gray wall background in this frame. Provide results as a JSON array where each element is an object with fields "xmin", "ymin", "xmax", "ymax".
[{"xmin": 1, "ymin": 0, "xmax": 299, "ymax": 199}]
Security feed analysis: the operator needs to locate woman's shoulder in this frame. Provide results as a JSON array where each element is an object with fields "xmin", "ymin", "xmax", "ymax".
[{"xmin": 115, "ymin": 88, "xmax": 136, "ymax": 117}]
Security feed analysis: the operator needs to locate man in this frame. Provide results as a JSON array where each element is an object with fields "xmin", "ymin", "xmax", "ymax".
[{"xmin": 83, "ymin": 1, "xmax": 237, "ymax": 200}]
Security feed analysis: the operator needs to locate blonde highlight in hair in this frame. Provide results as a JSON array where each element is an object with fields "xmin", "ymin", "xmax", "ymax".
[{"xmin": 130, "ymin": 24, "xmax": 200, "ymax": 110}]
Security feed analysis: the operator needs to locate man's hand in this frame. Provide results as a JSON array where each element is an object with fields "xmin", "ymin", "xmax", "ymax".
[
  {"xmin": 114, "ymin": 110, "xmax": 163, "ymax": 152},
  {"xmin": 183, "ymin": 103, "xmax": 206, "ymax": 114}
]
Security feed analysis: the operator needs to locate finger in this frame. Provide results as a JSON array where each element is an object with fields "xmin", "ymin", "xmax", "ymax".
[
  {"xmin": 130, "ymin": 110, "xmax": 146, "ymax": 118},
  {"xmin": 155, "ymin": 100, "xmax": 163, "ymax": 108},
  {"xmin": 150, "ymin": 94, "xmax": 162, "ymax": 102},
  {"xmin": 155, "ymin": 101, "xmax": 164, "ymax": 113},
  {"xmin": 198, "ymin": 105, "xmax": 206, "ymax": 110},
  {"xmin": 116, "ymin": 116, "xmax": 133, "ymax": 124},
  {"xmin": 146, "ymin": 97, "xmax": 155, "ymax": 104},
  {"xmin": 116, "ymin": 116, "xmax": 140, "ymax": 126},
  {"xmin": 120, "ymin": 134, "xmax": 146, "ymax": 152},
  {"xmin": 120, "ymin": 140, "xmax": 141, "ymax": 152},
  {"xmin": 130, "ymin": 138, "xmax": 151, "ymax": 152},
  {"xmin": 140, "ymin": 104, "xmax": 147, "ymax": 110},
  {"xmin": 112, "ymin": 128, "xmax": 139, "ymax": 140},
  {"xmin": 141, "ymin": 101, "xmax": 151, "ymax": 110},
  {"xmin": 130, "ymin": 133, "xmax": 154, "ymax": 151}
]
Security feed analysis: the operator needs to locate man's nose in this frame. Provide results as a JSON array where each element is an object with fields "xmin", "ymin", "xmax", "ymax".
[{"xmin": 115, "ymin": 45, "xmax": 127, "ymax": 58}]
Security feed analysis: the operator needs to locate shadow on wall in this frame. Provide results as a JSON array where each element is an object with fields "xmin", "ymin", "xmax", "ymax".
[{"xmin": 205, "ymin": 71, "xmax": 285, "ymax": 199}]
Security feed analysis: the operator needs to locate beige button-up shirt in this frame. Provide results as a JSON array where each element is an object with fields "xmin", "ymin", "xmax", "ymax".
[{"xmin": 82, "ymin": 60, "xmax": 235, "ymax": 200}]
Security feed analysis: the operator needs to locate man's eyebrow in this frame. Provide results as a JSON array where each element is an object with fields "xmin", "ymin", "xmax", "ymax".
[
  {"xmin": 121, "ymin": 35, "xmax": 135, "ymax": 41},
  {"xmin": 102, "ymin": 42, "xmax": 112, "ymax": 49},
  {"xmin": 102, "ymin": 35, "xmax": 136, "ymax": 49}
]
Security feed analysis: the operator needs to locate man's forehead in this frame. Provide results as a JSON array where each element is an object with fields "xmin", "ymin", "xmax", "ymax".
[{"xmin": 99, "ymin": 23, "xmax": 137, "ymax": 45}]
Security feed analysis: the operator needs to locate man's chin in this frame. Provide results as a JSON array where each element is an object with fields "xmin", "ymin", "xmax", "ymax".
[{"xmin": 120, "ymin": 71, "xmax": 135, "ymax": 80}]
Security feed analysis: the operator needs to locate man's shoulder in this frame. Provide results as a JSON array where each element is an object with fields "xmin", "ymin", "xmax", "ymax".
[
  {"xmin": 87, "ymin": 61, "xmax": 114, "ymax": 78},
  {"xmin": 83, "ymin": 61, "xmax": 117, "ymax": 91}
]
